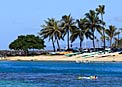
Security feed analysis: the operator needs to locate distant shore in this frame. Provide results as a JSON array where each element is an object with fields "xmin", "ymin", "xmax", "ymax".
[{"xmin": 1, "ymin": 54, "xmax": 122, "ymax": 62}]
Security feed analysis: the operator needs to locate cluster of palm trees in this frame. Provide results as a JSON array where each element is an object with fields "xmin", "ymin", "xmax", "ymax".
[{"xmin": 39, "ymin": 5, "xmax": 120, "ymax": 52}]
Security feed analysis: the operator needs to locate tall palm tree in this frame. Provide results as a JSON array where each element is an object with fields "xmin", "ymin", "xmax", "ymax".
[
  {"xmin": 85, "ymin": 10, "xmax": 103, "ymax": 50},
  {"xmin": 70, "ymin": 18, "xmax": 93, "ymax": 50},
  {"xmin": 96, "ymin": 5, "xmax": 106, "ymax": 51},
  {"xmin": 52, "ymin": 19, "xmax": 63, "ymax": 51},
  {"xmin": 39, "ymin": 18, "xmax": 62, "ymax": 52},
  {"xmin": 106, "ymin": 25, "xmax": 119, "ymax": 48},
  {"xmin": 61, "ymin": 14, "xmax": 77, "ymax": 50}
]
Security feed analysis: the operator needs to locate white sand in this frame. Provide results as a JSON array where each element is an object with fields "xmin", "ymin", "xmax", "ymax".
[{"xmin": 1, "ymin": 54, "xmax": 122, "ymax": 62}]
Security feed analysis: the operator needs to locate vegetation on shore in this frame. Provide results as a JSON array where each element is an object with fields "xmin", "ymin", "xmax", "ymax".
[
  {"xmin": 39, "ymin": 5, "xmax": 121, "ymax": 51},
  {"xmin": 7, "ymin": 5, "xmax": 122, "ymax": 56},
  {"xmin": 9, "ymin": 35, "xmax": 45, "ymax": 55}
]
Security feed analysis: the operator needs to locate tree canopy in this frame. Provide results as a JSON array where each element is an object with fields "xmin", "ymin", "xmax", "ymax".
[
  {"xmin": 38, "ymin": 5, "xmax": 121, "ymax": 52},
  {"xmin": 9, "ymin": 35, "xmax": 46, "ymax": 51},
  {"xmin": 39, "ymin": 18, "xmax": 63, "ymax": 52}
]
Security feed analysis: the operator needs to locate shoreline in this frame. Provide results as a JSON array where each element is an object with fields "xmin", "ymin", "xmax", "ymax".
[{"xmin": 1, "ymin": 54, "xmax": 122, "ymax": 62}]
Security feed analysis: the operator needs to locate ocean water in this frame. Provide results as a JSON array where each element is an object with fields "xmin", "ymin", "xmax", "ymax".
[{"xmin": 0, "ymin": 61, "xmax": 122, "ymax": 87}]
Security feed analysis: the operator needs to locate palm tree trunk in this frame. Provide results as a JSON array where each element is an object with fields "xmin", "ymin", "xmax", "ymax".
[
  {"xmin": 103, "ymin": 29, "xmax": 106, "ymax": 52},
  {"xmin": 93, "ymin": 38, "xmax": 95, "ymax": 51},
  {"xmin": 101, "ymin": 14, "xmax": 106, "ymax": 53},
  {"xmin": 52, "ymin": 38, "xmax": 56, "ymax": 52},
  {"xmin": 80, "ymin": 40, "xmax": 82, "ymax": 51},
  {"xmin": 118, "ymin": 33, "xmax": 120, "ymax": 48},
  {"xmin": 110, "ymin": 38, "xmax": 112, "ymax": 48},
  {"xmin": 57, "ymin": 40, "xmax": 60, "ymax": 51},
  {"xmin": 92, "ymin": 30, "xmax": 95, "ymax": 51},
  {"xmin": 67, "ymin": 30, "xmax": 70, "ymax": 50}
]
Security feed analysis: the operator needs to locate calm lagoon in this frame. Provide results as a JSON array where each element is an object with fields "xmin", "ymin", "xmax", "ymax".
[{"xmin": 0, "ymin": 61, "xmax": 122, "ymax": 87}]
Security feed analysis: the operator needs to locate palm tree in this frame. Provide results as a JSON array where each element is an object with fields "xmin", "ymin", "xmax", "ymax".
[
  {"xmin": 52, "ymin": 19, "xmax": 63, "ymax": 51},
  {"xmin": 96, "ymin": 5, "xmax": 106, "ymax": 51},
  {"xmin": 85, "ymin": 10, "xmax": 103, "ymax": 50},
  {"xmin": 100, "ymin": 35, "xmax": 109, "ymax": 47},
  {"xmin": 61, "ymin": 14, "xmax": 77, "ymax": 50},
  {"xmin": 106, "ymin": 25, "xmax": 119, "ymax": 48},
  {"xmin": 39, "ymin": 18, "xmax": 62, "ymax": 52},
  {"xmin": 70, "ymin": 18, "xmax": 93, "ymax": 50},
  {"xmin": 117, "ymin": 28, "xmax": 122, "ymax": 47}
]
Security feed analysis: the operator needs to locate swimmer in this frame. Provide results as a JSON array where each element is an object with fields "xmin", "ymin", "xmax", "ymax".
[
  {"xmin": 77, "ymin": 76, "xmax": 97, "ymax": 80},
  {"xmin": 77, "ymin": 76, "xmax": 91, "ymax": 80}
]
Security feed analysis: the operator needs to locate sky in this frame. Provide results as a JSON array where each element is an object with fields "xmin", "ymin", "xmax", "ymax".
[{"xmin": 0, "ymin": 0, "xmax": 122, "ymax": 50}]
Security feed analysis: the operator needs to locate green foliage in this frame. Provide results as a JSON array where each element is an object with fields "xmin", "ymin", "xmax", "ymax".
[
  {"xmin": 113, "ymin": 38, "xmax": 122, "ymax": 48},
  {"xmin": 96, "ymin": 5, "xmax": 106, "ymax": 51},
  {"xmin": 61, "ymin": 14, "xmax": 77, "ymax": 49},
  {"xmin": 85, "ymin": 10, "xmax": 103, "ymax": 49},
  {"xmin": 96, "ymin": 5, "xmax": 105, "ymax": 16},
  {"xmin": 9, "ymin": 35, "xmax": 46, "ymax": 51},
  {"xmin": 38, "ymin": 5, "xmax": 122, "ymax": 50},
  {"xmin": 39, "ymin": 18, "xmax": 63, "ymax": 52},
  {"xmin": 106, "ymin": 25, "xmax": 119, "ymax": 47},
  {"xmin": 70, "ymin": 18, "xmax": 94, "ymax": 49}
]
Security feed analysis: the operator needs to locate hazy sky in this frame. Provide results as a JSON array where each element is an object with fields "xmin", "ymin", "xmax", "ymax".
[{"xmin": 0, "ymin": 0, "xmax": 122, "ymax": 50}]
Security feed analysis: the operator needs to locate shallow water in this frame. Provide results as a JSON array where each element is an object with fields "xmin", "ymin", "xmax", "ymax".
[{"xmin": 0, "ymin": 61, "xmax": 122, "ymax": 87}]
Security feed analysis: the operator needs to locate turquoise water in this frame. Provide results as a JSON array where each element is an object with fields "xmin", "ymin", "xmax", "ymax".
[{"xmin": 0, "ymin": 61, "xmax": 122, "ymax": 87}]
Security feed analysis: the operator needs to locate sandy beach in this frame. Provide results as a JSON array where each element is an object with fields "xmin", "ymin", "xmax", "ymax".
[{"xmin": 1, "ymin": 54, "xmax": 122, "ymax": 62}]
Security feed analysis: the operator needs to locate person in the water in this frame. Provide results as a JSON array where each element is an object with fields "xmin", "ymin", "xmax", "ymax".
[{"xmin": 77, "ymin": 76, "xmax": 97, "ymax": 80}]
